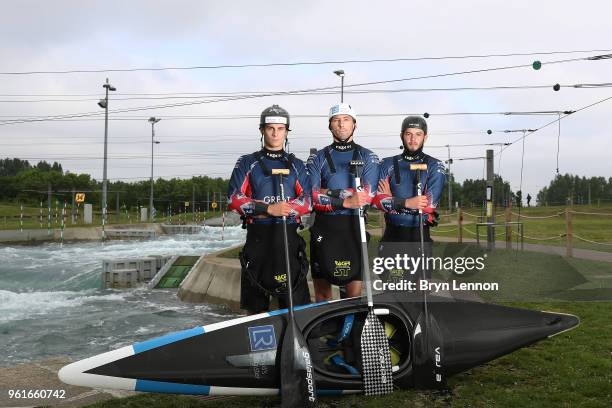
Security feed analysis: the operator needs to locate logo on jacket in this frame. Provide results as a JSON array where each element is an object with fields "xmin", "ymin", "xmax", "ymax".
[
  {"xmin": 334, "ymin": 260, "xmax": 351, "ymax": 277},
  {"xmin": 263, "ymin": 195, "xmax": 291, "ymax": 204}
]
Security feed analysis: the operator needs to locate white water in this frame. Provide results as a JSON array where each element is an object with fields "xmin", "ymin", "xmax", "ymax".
[{"xmin": 0, "ymin": 226, "xmax": 246, "ymax": 366}]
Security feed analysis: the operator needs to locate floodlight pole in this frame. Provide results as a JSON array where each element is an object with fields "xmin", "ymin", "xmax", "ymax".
[
  {"xmin": 334, "ymin": 70, "xmax": 345, "ymax": 102},
  {"xmin": 149, "ymin": 117, "xmax": 161, "ymax": 222},
  {"xmin": 99, "ymin": 78, "xmax": 116, "ymax": 237}
]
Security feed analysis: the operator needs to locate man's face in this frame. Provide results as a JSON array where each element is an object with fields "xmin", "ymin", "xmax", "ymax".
[
  {"xmin": 262, "ymin": 123, "xmax": 288, "ymax": 150},
  {"xmin": 329, "ymin": 114, "xmax": 355, "ymax": 142},
  {"xmin": 401, "ymin": 128, "xmax": 428, "ymax": 152}
]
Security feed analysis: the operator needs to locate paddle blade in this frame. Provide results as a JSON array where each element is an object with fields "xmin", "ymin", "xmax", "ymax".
[
  {"xmin": 361, "ymin": 311, "xmax": 394, "ymax": 395},
  {"xmin": 280, "ymin": 318, "xmax": 316, "ymax": 407},
  {"xmin": 412, "ymin": 312, "xmax": 446, "ymax": 389}
]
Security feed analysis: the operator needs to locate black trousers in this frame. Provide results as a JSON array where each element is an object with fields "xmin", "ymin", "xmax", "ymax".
[{"xmin": 239, "ymin": 223, "xmax": 310, "ymax": 314}]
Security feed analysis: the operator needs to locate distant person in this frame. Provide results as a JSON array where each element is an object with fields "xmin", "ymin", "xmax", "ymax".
[
  {"xmin": 307, "ymin": 103, "xmax": 379, "ymax": 301},
  {"xmin": 373, "ymin": 116, "xmax": 445, "ymax": 282},
  {"xmin": 516, "ymin": 191, "xmax": 522, "ymax": 208},
  {"xmin": 527, "ymin": 193, "xmax": 532, "ymax": 207},
  {"xmin": 227, "ymin": 105, "xmax": 311, "ymax": 314}
]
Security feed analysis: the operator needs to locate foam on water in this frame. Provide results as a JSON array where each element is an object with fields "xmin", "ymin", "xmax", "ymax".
[
  {"xmin": 0, "ymin": 289, "xmax": 128, "ymax": 323},
  {"xmin": 0, "ymin": 225, "xmax": 245, "ymax": 366}
]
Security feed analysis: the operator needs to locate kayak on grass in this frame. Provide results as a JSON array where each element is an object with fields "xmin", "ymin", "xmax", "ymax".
[{"xmin": 58, "ymin": 292, "xmax": 579, "ymax": 396}]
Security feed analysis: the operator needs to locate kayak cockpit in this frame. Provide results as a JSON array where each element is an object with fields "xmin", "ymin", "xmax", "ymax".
[{"xmin": 306, "ymin": 310, "xmax": 411, "ymax": 379}]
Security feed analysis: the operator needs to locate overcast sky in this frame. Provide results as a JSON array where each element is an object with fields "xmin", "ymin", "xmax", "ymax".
[{"xmin": 1, "ymin": 0, "xmax": 611, "ymax": 203}]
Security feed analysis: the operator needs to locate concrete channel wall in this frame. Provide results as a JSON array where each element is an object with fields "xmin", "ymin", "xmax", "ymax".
[
  {"xmin": 0, "ymin": 223, "xmax": 164, "ymax": 244},
  {"xmin": 177, "ymin": 244, "xmax": 338, "ymax": 313},
  {"xmin": 177, "ymin": 252, "xmax": 243, "ymax": 311}
]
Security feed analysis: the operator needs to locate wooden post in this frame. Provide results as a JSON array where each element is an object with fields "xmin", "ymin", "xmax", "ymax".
[
  {"xmin": 505, "ymin": 207, "xmax": 512, "ymax": 249},
  {"xmin": 457, "ymin": 207, "xmax": 463, "ymax": 243},
  {"xmin": 71, "ymin": 187, "xmax": 76, "ymax": 224},
  {"xmin": 566, "ymin": 208, "xmax": 573, "ymax": 257}
]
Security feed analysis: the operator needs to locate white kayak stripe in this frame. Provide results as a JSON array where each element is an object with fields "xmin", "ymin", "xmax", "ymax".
[{"xmin": 58, "ymin": 345, "xmax": 136, "ymax": 390}]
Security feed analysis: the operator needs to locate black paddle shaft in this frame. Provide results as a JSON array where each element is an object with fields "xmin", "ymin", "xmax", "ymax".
[
  {"xmin": 273, "ymin": 168, "xmax": 317, "ymax": 407},
  {"xmin": 276, "ymin": 172, "xmax": 295, "ymax": 316},
  {"xmin": 410, "ymin": 163, "xmax": 445, "ymax": 389}
]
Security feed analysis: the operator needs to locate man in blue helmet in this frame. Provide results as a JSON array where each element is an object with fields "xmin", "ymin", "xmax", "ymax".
[
  {"xmin": 227, "ymin": 104, "xmax": 312, "ymax": 314},
  {"xmin": 307, "ymin": 103, "xmax": 379, "ymax": 301},
  {"xmin": 373, "ymin": 116, "xmax": 445, "ymax": 282}
]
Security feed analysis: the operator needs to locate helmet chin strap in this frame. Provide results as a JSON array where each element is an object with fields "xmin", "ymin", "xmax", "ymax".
[
  {"xmin": 332, "ymin": 129, "xmax": 355, "ymax": 144},
  {"xmin": 401, "ymin": 139, "xmax": 424, "ymax": 160}
]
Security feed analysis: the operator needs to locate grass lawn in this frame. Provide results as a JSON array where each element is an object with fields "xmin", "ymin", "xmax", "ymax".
[{"xmin": 432, "ymin": 204, "xmax": 612, "ymax": 253}]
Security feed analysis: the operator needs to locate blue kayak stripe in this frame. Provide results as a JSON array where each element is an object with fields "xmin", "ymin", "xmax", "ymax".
[
  {"xmin": 267, "ymin": 301, "xmax": 329, "ymax": 316},
  {"xmin": 135, "ymin": 379, "xmax": 210, "ymax": 395},
  {"xmin": 133, "ymin": 326, "xmax": 205, "ymax": 354}
]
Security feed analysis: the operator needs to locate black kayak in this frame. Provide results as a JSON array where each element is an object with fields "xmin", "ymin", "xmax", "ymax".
[{"xmin": 59, "ymin": 292, "xmax": 579, "ymax": 396}]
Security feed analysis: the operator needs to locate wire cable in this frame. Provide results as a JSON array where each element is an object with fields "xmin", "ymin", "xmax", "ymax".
[{"xmin": 2, "ymin": 49, "xmax": 611, "ymax": 75}]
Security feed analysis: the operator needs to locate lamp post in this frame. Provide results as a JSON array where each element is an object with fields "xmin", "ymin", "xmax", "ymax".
[
  {"xmin": 148, "ymin": 117, "xmax": 161, "ymax": 222},
  {"xmin": 446, "ymin": 145, "xmax": 453, "ymax": 212},
  {"xmin": 333, "ymin": 70, "xmax": 345, "ymax": 102},
  {"xmin": 98, "ymin": 78, "xmax": 116, "ymax": 236}
]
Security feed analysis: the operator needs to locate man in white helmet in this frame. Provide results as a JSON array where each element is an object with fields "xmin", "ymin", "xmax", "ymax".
[{"xmin": 306, "ymin": 103, "xmax": 380, "ymax": 301}]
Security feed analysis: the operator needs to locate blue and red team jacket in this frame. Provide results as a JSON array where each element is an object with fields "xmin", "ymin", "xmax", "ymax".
[
  {"xmin": 372, "ymin": 151, "xmax": 446, "ymax": 227},
  {"xmin": 307, "ymin": 142, "xmax": 379, "ymax": 215},
  {"xmin": 227, "ymin": 149, "xmax": 311, "ymax": 224}
]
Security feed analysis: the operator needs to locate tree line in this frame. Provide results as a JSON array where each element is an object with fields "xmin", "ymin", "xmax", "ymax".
[
  {"xmin": 2, "ymin": 158, "xmax": 610, "ymax": 209},
  {"xmin": 0, "ymin": 158, "xmax": 229, "ymax": 210},
  {"xmin": 536, "ymin": 174, "xmax": 612, "ymax": 206}
]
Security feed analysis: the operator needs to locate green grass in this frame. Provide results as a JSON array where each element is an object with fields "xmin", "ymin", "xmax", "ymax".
[
  {"xmin": 85, "ymin": 301, "xmax": 611, "ymax": 408},
  {"xmin": 432, "ymin": 204, "xmax": 612, "ymax": 253},
  {"xmin": 3, "ymin": 200, "xmax": 612, "ymax": 254},
  {"xmin": 429, "ymin": 243, "xmax": 612, "ymax": 302}
]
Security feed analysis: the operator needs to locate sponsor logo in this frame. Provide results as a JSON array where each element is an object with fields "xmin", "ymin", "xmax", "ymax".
[
  {"xmin": 248, "ymin": 325, "xmax": 277, "ymax": 352},
  {"xmin": 316, "ymin": 235, "xmax": 323, "ymax": 243},
  {"xmin": 263, "ymin": 195, "xmax": 291, "ymax": 204},
  {"xmin": 303, "ymin": 350, "xmax": 316, "ymax": 402},
  {"xmin": 379, "ymin": 348, "xmax": 388, "ymax": 383},
  {"xmin": 333, "ymin": 260, "xmax": 351, "ymax": 277},
  {"xmin": 335, "ymin": 143, "xmax": 352, "ymax": 151},
  {"xmin": 274, "ymin": 273, "xmax": 287, "ymax": 283},
  {"xmin": 251, "ymin": 352, "xmax": 272, "ymax": 379},
  {"xmin": 265, "ymin": 152, "xmax": 284, "ymax": 159},
  {"xmin": 435, "ymin": 346, "xmax": 443, "ymax": 383},
  {"xmin": 264, "ymin": 116, "xmax": 287, "ymax": 125}
]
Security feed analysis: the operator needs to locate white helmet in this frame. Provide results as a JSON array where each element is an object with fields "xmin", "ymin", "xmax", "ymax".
[{"xmin": 328, "ymin": 103, "xmax": 357, "ymax": 121}]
